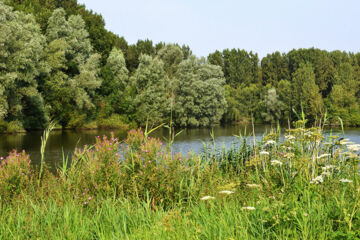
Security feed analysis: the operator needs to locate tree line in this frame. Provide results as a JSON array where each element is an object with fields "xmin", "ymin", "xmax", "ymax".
[{"xmin": 1, "ymin": 0, "xmax": 360, "ymax": 132}]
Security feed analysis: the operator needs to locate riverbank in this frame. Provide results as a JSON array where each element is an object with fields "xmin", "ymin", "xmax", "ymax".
[
  {"xmin": 1, "ymin": 123, "xmax": 360, "ymax": 238},
  {"xmin": 0, "ymin": 114, "xmax": 137, "ymax": 134}
]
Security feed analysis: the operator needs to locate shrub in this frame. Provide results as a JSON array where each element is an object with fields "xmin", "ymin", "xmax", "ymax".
[
  {"xmin": 97, "ymin": 114, "xmax": 131, "ymax": 130},
  {"xmin": 65, "ymin": 133, "xmax": 123, "ymax": 203},
  {"xmin": 0, "ymin": 120, "xmax": 8, "ymax": 133},
  {"xmin": 0, "ymin": 150, "xmax": 32, "ymax": 200},
  {"xmin": 6, "ymin": 120, "xmax": 26, "ymax": 133}
]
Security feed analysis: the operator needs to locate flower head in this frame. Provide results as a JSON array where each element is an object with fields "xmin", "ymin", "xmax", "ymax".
[
  {"xmin": 264, "ymin": 140, "xmax": 276, "ymax": 146},
  {"xmin": 260, "ymin": 151, "xmax": 269, "ymax": 156},
  {"xmin": 242, "ymin": 206, "xmax": 256, "ymax": 210},
  {"xmin": 317, "ymin": 153, "xmax": 331, "ymax": 159},
  {"xmin": 310, "ymin": 175, "xmax": 324, "ymax": 184},
  {"xmin": 340, "ymin": 179, "xmax": 353, "ymax": 183},
  {"xmin": 200, "ymin": 196, "xmax": 215, "ymax": 201},
  {"xmin": 271, "ymin": 160, "xmax": 283, "ymax": 166},
  {"xmin": 218, "ymin": 190, "xmax": 234, "ymax": 195}
]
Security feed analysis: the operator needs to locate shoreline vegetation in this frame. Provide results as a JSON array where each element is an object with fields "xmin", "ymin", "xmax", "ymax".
[
  {"xmin": 2, "ymin": 0, "xmax": 360, "ymax": 134},
  {"xmin": 1, "ymin": 120, "xmax": 360, "ymax": 238}
]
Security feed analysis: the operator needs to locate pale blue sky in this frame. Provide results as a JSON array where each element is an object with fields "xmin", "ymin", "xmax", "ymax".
[{"xmin": 78, "ymin": 0, "xmax": 360, "ymax": 58}]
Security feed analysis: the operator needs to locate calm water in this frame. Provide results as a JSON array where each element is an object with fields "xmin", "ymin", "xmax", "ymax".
[{"xmin": 1, "ymin": 125, "xmax": 360, "ymax": 168}]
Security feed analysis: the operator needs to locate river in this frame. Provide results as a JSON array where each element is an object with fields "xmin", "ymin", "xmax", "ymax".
[{"xmin": 1, "ymin": 125, "xmax": 360, "ymax": 168}]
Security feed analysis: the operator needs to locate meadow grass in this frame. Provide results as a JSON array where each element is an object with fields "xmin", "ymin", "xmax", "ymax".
[{"xmin": 1, "ymin": 121, "xmax": 360, "ymax": 239}]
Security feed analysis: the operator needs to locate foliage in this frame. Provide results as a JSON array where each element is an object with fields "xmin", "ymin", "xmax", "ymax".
[
  {"xmin": 2, "ymin": 124, "xmax": 360, "ymax": 238},
  {"xmin": 0, "ymin": 150, "xmax": 32, "ymax": 200},
  {"xmin": 2, "ymin": 1, "xmax": 360, "ymax": 129},
  {"xmin": 174, "ymin": 56, "xmax": 227, "ymax": 127},
  {"xmin": 261, "ymin": 88, "xmax": 284, "ymax": 123},
  {"xmin": 0, "ymin": 2, "xmax": 48, "ymax": 128},
  {"xmin": 131, "ymin": 55, "xmax": 171, "ymax": 125}
]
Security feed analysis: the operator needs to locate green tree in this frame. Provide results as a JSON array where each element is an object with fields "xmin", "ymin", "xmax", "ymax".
[
  {"xmin": 222, "ymin": 49, "xmax": 260, "ymax": 87},
  {"xmin": 0, "ymin": 2, "xmax": 48, "ymax": 128},
  {"xmin": 174, "ymin": 56, "xmax": 226, "ymax": 127},
  {"xmin": 261, "ymin": 88, "xmax": 284, "ymax": 123},
  {"xmin": 292, "ymin": 63, "xmax": 323, "ymax": 121},
  {"xmin": 207, "ymin": 50, "xmax": 224, "ymax": 68},
  {"xmin": 99, "ymin": 47, "xmax": 129, "ymax": 115},
  {"xmin": 43, "ymin": 8, "xmax": 101, "ymax": 127},
  {"xmin": 131, "ymin": 54, "xmax": 170, "ymax": 125},
  {"xmin": 261, "ymin": 51, "xmax": 289, "ymax": 87},
  {"xmin": 157, "ymin": 44, "xmax": 184, "ymax": 77},
  {"xmin": 328, "ymin": 63, "xmax": 360, "ymax": 124}
]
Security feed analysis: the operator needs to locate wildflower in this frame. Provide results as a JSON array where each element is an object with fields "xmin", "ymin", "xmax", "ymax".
[
  {"xmin": 246, "ymin": 184, "xmax": 260, "ymax": 188},
  {"xmin": 242, "ymin": 206, "xmax": 256, "ymax": 210},
  {"xmin": 317, "ymin": 153, "xmax": 331, "ymax": 159},
  {"xmin": 322, "ymin": 165, "xmax": 335, "ymax": 171},
  {"xmin": 88, "ymin": 196, "xmax": 92, "ymax": 200},
  {"xmin": 200, "ymin": 196, "xmax": 215, "ymax": 200},
  {"xmin": 260, "ymin": 151, "xmax": 269, "ymax": 156},
  {"xmin": 264, "ymin": 140, "xmax": 276, "ymax": 146},
  {"xmin": 271, "ymin": 160, "xmax": 283, "ymax": 166},
  {"xmin": 84, "ymin": 201, "xmax": 88, "ymax": 205},
  {"xmin": 340, "ymin": 179, "xmax": 353, "ymax": 183},
  {"xmin": 219, "ymin": 190, "xmax": 234, "ymax": 195},
  {"xmin": 310, "ymin": 175, "xmax": 324, "ymax": 184},
  {"xmin": 340, "ymin": 140, "xmax": 353, "ymax": 145},
  {"xmin": 321, "ymin": 171, "xmax": 331, "ymax": 177},
  {"xmin": 347, "ymin": 144, "xmax": 360, "ymax": 151},
  {"xmin": 285, "ymin": 135, "xmax": 295, "ymax": 140}
]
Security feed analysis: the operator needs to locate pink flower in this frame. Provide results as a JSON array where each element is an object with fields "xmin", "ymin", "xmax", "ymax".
[
  {"xmin": 160, "ymin": 142, "xmax": 163, "ymax": 145},
  {"xmin": 84, "ymin": 201, "xmax": 88, "ymax": 205},
  {"xmin": 88, "ymin": 196, "xmax": 92, "ymax": 200}
]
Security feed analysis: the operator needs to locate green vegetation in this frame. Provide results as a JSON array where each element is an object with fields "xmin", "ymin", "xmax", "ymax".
[
  {"xmin": 1, "ymin": 121, "xmax": 360, "ymax": 238},
  {"xmin": 1, "ymin": 0, "xmax": 360, "ymax": 132}
]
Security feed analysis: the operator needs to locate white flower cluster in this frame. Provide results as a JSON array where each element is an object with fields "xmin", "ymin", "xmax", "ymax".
[
  {"xmin": 264, "ymin": 140, "xmax": 276, "ymax": 146},
  {"xmin": 271, "ymin": 160, "xmax": 283, "ymax": 166},
  {"xmin": 310, "ymin": 175, "xmax": 324, "ymax": 184},
  {"xmin": 317, "ymin": 153, "xmax": 331, "ymax": 159},
  {"xmin": 347, "ymin": 144, "xmax": 360, "ymax": 152},
  {"xmin": 339, "ymin": 179, "xmax": 353, "ymax": 183},
  {"xmin": 242, "ymin": 206, "xmax": 256, "ymax": 210},
  {"xmin": 200, "ymin": 196, "xmax": 215, "ymax": 200},
  {"xmin": 260, "ymin": 151, "xmax": 269, "ymax": 156}
]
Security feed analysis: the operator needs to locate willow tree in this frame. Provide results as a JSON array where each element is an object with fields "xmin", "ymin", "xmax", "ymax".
[
  {"xmin": 0, "ymin": 2, "xmax": 48, "ymax": 128},
  {"xmin": 174, "ymin": 56, "xmax": 226, "ymax": 127},
  {"xmin": 43, "ymin": 8, "xmax": 101, "ymax": 127},
  {"xmin": 261, "ymin": 88, "xmax": 284, "ymax": 123},
  {"xmin": 131, "ymin": 54, "xmax": 170, "ymax": 125},
  {"xmin": 99, "ymin": 47, "xmax": 129, "ymax": 116},
  {"xmin": 157, "ymin": 44, "xmax": 184, "ymax": 77}
]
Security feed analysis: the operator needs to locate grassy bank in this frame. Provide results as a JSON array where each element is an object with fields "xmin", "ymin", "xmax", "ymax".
[{"xmin": 1, "ymin": 121, "xmax": 360, "ymax": 239}]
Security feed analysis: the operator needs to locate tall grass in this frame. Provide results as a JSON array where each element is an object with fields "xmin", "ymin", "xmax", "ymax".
[{"xmin": 1, "ymin": 120, "xmax": 360, "ymax": 239}]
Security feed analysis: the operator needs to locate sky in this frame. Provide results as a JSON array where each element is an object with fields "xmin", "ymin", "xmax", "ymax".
[{"xmin": 78, "ymin": 0, "xmax": 360, "ymax": 58}]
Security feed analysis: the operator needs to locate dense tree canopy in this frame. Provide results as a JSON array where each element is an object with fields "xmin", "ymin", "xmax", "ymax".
[{"xmin": 1, "ymin": 0, "xmax": 360, "ymax": 132}]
